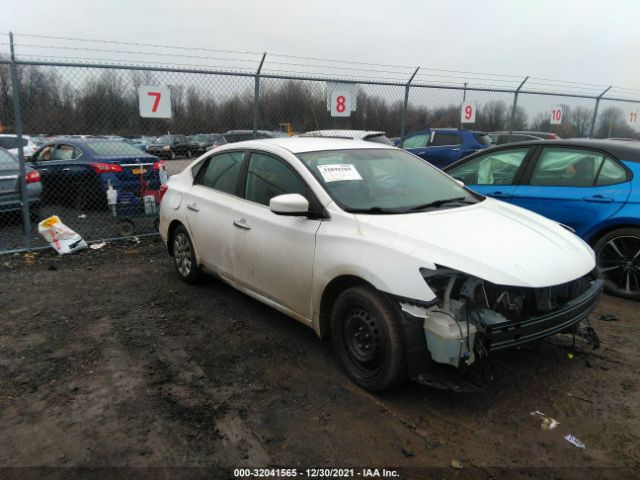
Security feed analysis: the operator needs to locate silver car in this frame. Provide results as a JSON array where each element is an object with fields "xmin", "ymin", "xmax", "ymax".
[{"xmin": 0, "ymin": 147, "xmax": 42, "ymax": 220}]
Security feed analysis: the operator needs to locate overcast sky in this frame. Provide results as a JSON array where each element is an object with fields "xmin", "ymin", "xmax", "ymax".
[{"xmin": 1, "ymin": 0, "xmax": 639, "ymax": 93}]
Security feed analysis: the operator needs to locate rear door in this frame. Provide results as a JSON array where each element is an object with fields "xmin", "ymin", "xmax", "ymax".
[
  {"xmin": 229, "ymin": 151, "xmax": 321, "ymax": 319},
  {"xmin": 510, "ymin": 146, "xmax": 632, "ymax": 237},
  {"xmin": 183, "ymin": 150, "xmax": 245, "ymax": 275},
  {"xmin": 402, "ymin": 131, "xmax": 430, "ymax": 159},
  {"xmin": 445, "ymin": 146, "xmax": 534, "ymax": 200}
]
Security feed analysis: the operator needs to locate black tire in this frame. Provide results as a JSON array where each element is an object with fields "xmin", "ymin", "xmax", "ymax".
[
  {"xmin": 172, "ymin": 225, "xmax": 201, "ymax": 284},
  {"xmin": 594, "ymin": 227, "xmax": 640, "ymax": 300},
  {"xmin": 115, "ymin": 219, "xmax": 135, "ymax": 237},
  {"xmin": 330, "ymin": 286, "xmax": 407, "ymax": 391}
]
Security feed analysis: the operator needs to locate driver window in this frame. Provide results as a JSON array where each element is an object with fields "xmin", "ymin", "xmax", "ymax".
[
  {"xmin": 244, "ymin": 153, "xmax": 308, "ymax": 206},
  {"xmin": 34, "ymin": 145, "xmax": 55, "ymax": 161},
  {"xmin": 401, "ymin": 132, "xmax": 429, "ymax": 149},
  {"xmin": 447, "ymin": 148, "xmax": 530, "ymax": 185}
]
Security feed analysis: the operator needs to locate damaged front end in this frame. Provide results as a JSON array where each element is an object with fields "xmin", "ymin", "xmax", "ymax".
[{"xmin": 398, "ymin": 267, "xmax": 603, "ymax": 384}]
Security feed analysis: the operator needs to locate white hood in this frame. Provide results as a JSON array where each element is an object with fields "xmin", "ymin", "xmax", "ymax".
[{"xmin": 353, "ymin": 198, "xmax": 595, "ymax": 288}]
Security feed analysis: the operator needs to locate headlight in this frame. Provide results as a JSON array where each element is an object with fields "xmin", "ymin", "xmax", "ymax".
[{"xmin": 163, "ymin": 145, "xmax": 170, "ymax": 150}]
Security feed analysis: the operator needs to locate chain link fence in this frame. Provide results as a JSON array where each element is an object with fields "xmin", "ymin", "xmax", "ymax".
[{"xmin": 1, "ymin": 33, "xmax": 639, "ymax": 253}]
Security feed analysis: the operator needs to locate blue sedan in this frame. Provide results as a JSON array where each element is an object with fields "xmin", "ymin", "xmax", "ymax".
[
  {"xmin": 29, "ymin": 139, "xmax": 164, "ymax": 210},
  {"xmin": 445, "ymin": 139, "xmax": 640, "ymax": 300}
]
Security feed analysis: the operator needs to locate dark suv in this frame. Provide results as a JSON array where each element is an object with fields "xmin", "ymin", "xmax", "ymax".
[
  {"xmin": 147, "ymin": 134, "xmax": 191, "ymax": 159},
  {"xmin": 399, "ymin": 128, "xmax": 492, "ymax": 169}
]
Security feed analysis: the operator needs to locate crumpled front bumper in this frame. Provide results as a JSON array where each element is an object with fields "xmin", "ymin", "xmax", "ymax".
[{"xmin": 484, "ymin": 279, "xmax": 603, "ymax": 352}]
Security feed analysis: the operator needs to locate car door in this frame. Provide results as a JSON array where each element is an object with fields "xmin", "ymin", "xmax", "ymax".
[
  {"xmin": 183, "ymin": 150, "xmax": 246, "ymax": 275},
  {"xmin": 445, "ymin": 146, "xmax": 533, "ymax": 200},
  {"xmin": 229, "ymin": 151, "xmax": 322, "ymax": 320},
  {"xmin": 401, "ymin": 131, "xmax": 430, "ymax": 159},
  {"xmin": 30, "ymin": 145, "xmax": 61, "ymax": 199},
  {"xmin": 509, "ymin": 146, "xmax": 632, "ymax": 237}
]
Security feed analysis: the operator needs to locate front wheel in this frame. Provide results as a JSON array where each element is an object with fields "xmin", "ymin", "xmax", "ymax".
[
  {"xmin": 331, "ymin": 286, "xmax": 407, "ymax": 391},
  {"xmin": 172, "ymin": 225, "xmax": 201, "ymax": 284},
  {"xmin": 594, "ymin": 227, "xmax": 640, "ymax": 300}
]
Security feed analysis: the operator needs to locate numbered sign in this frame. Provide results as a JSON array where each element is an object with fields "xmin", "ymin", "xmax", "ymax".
[
  {"xmin": 629, "ymin": 111, "xmax": 638, "ymax": 127},
  {"xmin": 138, "ymin": 86, "xmax": 172, "ymax": 118},
  {"xmin": 330, "ymin": 91, "xmax": 352, "ymax": 117},
  {"xmin": 460, "ymin": 102, "xmax": 476, "ymax": 124},
  {"xmin": 550, "ymin": 106, "xmax": 563, "ymax": 125}
]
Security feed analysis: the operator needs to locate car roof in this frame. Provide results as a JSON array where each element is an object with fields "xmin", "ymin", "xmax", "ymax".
[
  {"xmin": 300, "ymin": 130, "xmax": 386, "ymax": 139},
  {"xmin": 220, "ymin": 136, "xmax": 397, "ymax": 154},
  {"xmin": 475, "ymin": 138, "xmax": 640, "ymax": 162}
]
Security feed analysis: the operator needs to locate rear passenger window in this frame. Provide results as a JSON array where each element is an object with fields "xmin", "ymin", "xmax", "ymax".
[
  {"xmin": 244, "ymin": 153, "xmax": 308, "ymax": 206},
  {"xmin": 196, "ymin": 151, "xmax": 244, "ymax": 195},
  {"xmin": 447, "ymin": 148, "xmax": 529, "ymax": 185},
  {"xmin": 431, "ymin": 133, "xmax": 462, "ymax": 146},
  {"xmin": 530, "ymin": 148, "xmax": 606, "ymax": 187},
  {"xmin": 596, "ymin": 158, "xmax": 627, "ymax": 186}
]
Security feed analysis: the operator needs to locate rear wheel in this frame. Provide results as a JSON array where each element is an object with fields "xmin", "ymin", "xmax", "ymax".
[
  {"xmin": 594, "ymin": 227, "xmax": 640, "ymax": 300},
  {"xmin": 172, "ymin": 225, "xmax": 201, "ymax": 284},
  {"xmin": 331, "ymin": 286, "xmax": 406, "ymax": 391}
]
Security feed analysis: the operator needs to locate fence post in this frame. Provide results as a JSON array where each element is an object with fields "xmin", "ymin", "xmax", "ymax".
[
  {"xmin": 507, "ymin": 76, "xmax": 528, "ymax": 142},
  {"xmin": 589, "ymin": 86, "xmax": 611, "ymax": 138},
  {"xmin": 9, "ymin": 32, "xmax": 31, "ymax": 250},
  {"xmin": 399, "ymin": 67, "xmax": 419, "ymax": 148},
  {"xmin": 253, "ymin": 52, "xmax": 266, "ymax": 139}
]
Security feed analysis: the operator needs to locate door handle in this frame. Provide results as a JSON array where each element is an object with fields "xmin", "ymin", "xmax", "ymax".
[
  {"xmin": 233, "ymin": 219, "xmax": 251, "ymax": 230},
  {"xmin": 62, "ymin": 168, "xmax": 71, "ymax": 172},
  {"xmin": 489, "ymin": 191, "xmax": 509, "ymax": 198},
  {"xmin": 187, "ymin": 203, "xmax": 199, "ymax": 212},
  {"xmin": 583, "ymin": 195, "xmax": 613, "ymax": 203}
]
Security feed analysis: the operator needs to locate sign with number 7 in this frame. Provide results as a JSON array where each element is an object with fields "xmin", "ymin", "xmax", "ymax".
[{"xmin": 138, "ymin": 85, "xmax": 172, "ymax": 118}]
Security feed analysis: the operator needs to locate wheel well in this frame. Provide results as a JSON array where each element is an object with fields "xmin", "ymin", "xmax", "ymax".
[
  {"xmin": 318, "ymin": 275, "xmax": 374, "ymax": 339},
  {"xmin": 587, "ymin": 224, "xmax": 640, "ymax": 247},
  {"xmin": 166, "ymin": 220, "xmax": 184, "ymax": 256}
]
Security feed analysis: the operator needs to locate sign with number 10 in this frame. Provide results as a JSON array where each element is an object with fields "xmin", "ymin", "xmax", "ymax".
[
  {"xmin": 138, "ymin": 85, "xmax": 172, "ymax": 118},
  {"xmin": 550, "ymin": 106, "xmax": 563, "ymax": 125},
  {"xmin": 460, "ymin": 102, "xmax": 476, "ymax": 124}
]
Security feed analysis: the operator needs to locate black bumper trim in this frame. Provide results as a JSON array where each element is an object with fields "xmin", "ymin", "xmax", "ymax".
[{"xmin": 486, "ymin": 279, "xmax": 603, "ymax": 351}]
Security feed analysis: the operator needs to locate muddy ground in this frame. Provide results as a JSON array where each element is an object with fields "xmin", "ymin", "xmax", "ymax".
[{"xmin": 1, "ymin": 238, "xmax": 639, "ymax": 479}]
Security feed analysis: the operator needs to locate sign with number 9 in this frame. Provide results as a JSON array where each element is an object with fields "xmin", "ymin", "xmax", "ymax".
[{"xmin": 460, "ymin": 102, "xmax": 476, "ymax": 124}]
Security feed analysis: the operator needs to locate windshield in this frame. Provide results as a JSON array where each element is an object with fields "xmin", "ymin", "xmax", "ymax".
[
  {"xmin": 0, "ymin": 149, "xmax": 18, "ymax": 168},
  {"xmin": 154, "ymin": 135, "xmax": 173, "ymax": 144},
  {"xmin": 192, "ymin": 134, "xmax": 212, "ymax": 141},
  {"xmin": 297, "ymin": 148, "xmax": 480, "ymax": 213},
  {"xmin": 85, "ymin": 141, "xmax": 147, "ymax": 156}
]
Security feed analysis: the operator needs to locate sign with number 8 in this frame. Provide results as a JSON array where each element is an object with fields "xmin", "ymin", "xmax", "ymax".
[{"xmin": 330, "ymin": 91, "xmax": 352, "ymax": 117}]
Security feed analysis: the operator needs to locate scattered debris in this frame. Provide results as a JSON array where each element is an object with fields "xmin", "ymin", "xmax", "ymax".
[
  {"xmin": 566, "ymin": 392, "xmax": 594, "ymax": 404},
  {"xmin": 564, "ymin": 434, "xmax": 586, "ymax": 449},
  {"xmin": 598, "ymin": 314, "xmax": 618, "ymax": 322},
  {"xmin": 38, "ymin": 216, "xmax": 87, "ymax": 255},
  {"xmin": 450, "ymin": 459, "xmax": 464, "ymax": 469},
  {"xmin": 401, "ymin": 447, "xmax": 415, "ymax": 458},
  {"xmin": 530, "ymin": 411, "xmax": 560, "ymax": 431},
  {"xmin": 24, "ymin": 252, "xmax": 37, "ymax": 266},
  {"xmin": 77, "ymin": 214, "xmax": 87, "ymax": 219},
  {"xmin": 89, "ymin": 242, "xmax": 107, "ymax": 250}
]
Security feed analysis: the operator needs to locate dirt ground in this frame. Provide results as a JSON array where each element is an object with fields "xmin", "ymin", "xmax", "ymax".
[{"xmin": 1, "ymin": 238, "xmax": 639, "ymax": 479}]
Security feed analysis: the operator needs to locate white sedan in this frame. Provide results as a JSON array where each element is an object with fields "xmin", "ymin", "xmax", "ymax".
[{"xmin": 159, "ymin": 137, "xmax": 602, "ymax": 391}]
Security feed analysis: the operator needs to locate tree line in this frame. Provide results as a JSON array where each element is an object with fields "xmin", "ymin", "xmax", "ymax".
[{"xmin": 0, "ymin": 62, "xmax": 638, "ymax": 140}]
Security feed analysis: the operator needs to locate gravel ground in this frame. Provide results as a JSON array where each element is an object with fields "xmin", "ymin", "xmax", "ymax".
[{"xmin": 1, "ymin": 238, "xmax": 639, "ymax": 479}]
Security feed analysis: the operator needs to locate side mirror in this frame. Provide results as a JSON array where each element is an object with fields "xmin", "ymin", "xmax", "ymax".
[
  {"xmin": 454, "ymin": 179, "xmax": 465, "ymax": 187},
  {"xmin": 270, "ymin": 193, "xmax": 309, "ymax": 216}
]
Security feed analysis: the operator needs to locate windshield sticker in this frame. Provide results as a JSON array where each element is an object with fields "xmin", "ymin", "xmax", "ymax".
[{"xmin": 317, "ymin": 164, "xmax": 363, "ymax": 182}]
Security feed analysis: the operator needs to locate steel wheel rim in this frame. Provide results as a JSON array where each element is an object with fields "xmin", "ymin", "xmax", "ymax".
[
  {"xmin": 342, "ymin": 306, "xmax": 383, "ymax": 371},
  {"xmin": 597, "ymin": 235, "xmax": 640, "ymax": 295},
  {"xmin": 174, "ymin": 233, "xmax": 192, "ymax": 277}
]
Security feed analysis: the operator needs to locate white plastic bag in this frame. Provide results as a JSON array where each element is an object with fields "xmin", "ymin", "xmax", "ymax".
[{"xmin": 38, "ymin": 215, "xmax": 88, "ymax": 255}]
